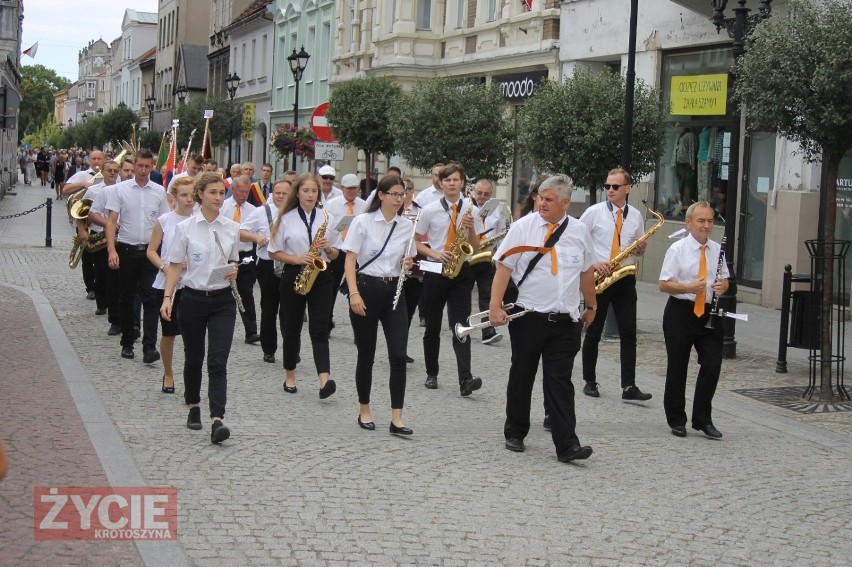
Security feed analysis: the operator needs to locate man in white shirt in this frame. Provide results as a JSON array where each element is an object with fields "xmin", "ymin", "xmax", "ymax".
[
  {"xmin": 63, "ymin": 150, "xmax": 106, "ymax": 300},
  {"xmin": 221, "ymin": 176, "xmax": 260, "ymax": 344},
  {"xmin": 413, "ymin": 163, "xmax": 445, "ymax": 208},
  {"xmin": 318, "ymin": 164, "xmax": 343, "ymax": 206},
  {"xmin": 470, "ymin": 178, "xmax": 505, "ymax": 345},
  {"xmin": 167, "ymin": 154, "xmax": 203, "ymax": 190},
  {"xmin": 250, "ymin": 163, "xmax": 274, "ymax": 207},
  {"xmin": 81, "ymin": 159, "xmax": 120, "ymax": 319},
  {"xmin": 88, "ymin": 159, "xmax": 124, "ymax": 336}
]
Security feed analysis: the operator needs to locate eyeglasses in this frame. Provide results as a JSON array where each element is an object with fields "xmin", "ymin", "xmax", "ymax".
[
  {"xmin": 104, "ymin": 169, "xmax": 119, "ymax": 174},
  {"xmin": 385, "ymin": 192, "xmax": 405, "ymax": 199},
  {"xmin": 603, "ymin": 183, "xmax": 628, "ymax": 191},
  {"xmin": 321, "ymin": 175, "xmax": 335, "ymax": 180}
]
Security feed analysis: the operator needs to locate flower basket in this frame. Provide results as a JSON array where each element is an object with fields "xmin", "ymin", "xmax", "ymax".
[{"xmin": 270, "ymin": 124, "xmax": 317, "ymax": 162}]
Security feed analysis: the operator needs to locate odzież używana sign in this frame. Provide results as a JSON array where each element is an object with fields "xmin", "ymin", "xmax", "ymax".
[{"xmin": 670, "ymin": 74, "xmax": 728, "ymax": 116}]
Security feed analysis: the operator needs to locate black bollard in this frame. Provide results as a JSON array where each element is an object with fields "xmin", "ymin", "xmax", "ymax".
[{"xmin": 45, "ymin": 198, "xmax": 52, "ymax": 247}]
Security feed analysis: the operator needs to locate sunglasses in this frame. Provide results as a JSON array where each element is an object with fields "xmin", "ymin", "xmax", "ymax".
[
  {"xmin": 321, "ymin": 175, "xmax": 335, "ymax": 180},
  {"xmin": 603, "ymin": 183, "xmax": 628, "ymax": 190}
]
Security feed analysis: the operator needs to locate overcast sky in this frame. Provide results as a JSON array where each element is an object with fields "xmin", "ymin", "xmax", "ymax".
[{"xmin": 21, "ymin": 0, "xmax": 159, "ymax": 82}]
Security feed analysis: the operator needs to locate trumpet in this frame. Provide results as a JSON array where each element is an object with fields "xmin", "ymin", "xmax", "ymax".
[{"xmin": 453, "ymin": 302, "xmax": 533, "ymax": 342}]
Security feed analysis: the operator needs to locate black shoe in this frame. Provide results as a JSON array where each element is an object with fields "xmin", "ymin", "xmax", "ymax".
[
  {"xmin": 622, "ymin": 385, "xmax": 652, "ymax": 401},
  {"xmin": 482, "ymin": 332, "xmax": 503, "ymax": 345},
  {"xmin": 692, "ymin": 423, "xmax": 723, "ymax": 439},
  {"xmin": 583, "ymin": 381, "xmax": 600, "ymax": 397},
  {"xmin": 121, "ymin": 347, "xmax": 134, "ymax": 359},
  {"xmin": 671, "ymin": 425, "xmax": 687, "ymax": 438},
  {"xmin": 245, "ymin": 333, "xmax": 261, "ymax": 345},
  {"xmin": 558, "ymin": 444, "xmax": 593, "ymax": 462},
  {"xmin": 419, "ymin": 318, "xmax": 426, "ymax": 328},
  {"xmin": 133, "ymin": 326, "xmax": 141, "ymax": 341},
  {"xmin": 460, "ymin": 376, "xmax": 482, "ymax": 397},
  {"xmin": 211, "ymin": 420, "xmax": 231, "ymax": 444},
  {"xmin": 142, "ymin": 349, "xmax": 160, "ymax": 364},
  {"xmin": 389, "ymin": 422, "xmax": 413, "ymax": 436},
  {"xmin": 319, "ymin": 379, "xmax": 336, "ymax": 399},
  {"xmin": 95, "ymin": 308, "xmax": 107, "ymax": 315},
  {"xmin": 543, "ymin": 415, "xmax": 551, "ymax": 431},
  {"xmin": 424, "ymin": 375, "xmax": 438, "ymax": 389},
  {"xmin": 161, "ymin": 375, "xmax": 175, "ymax": 394},
  {"xmin": 404, "ymin": 355, "xmax": 414, "ymax": 364},
  {"xmin": 186, "ymin": 407, "xmax": 202, "ymax": 430},
  {"xmin": 107, "ymin": 324, "xmax": 121, "ymax": 336},
  {"xmin": 263, "ymin": 354, "xmax": 275, "ymax": 363},
  {"xmin": 358, "ymin": 416, "xmax": 375, "ymax": 430},
  {"xmin": 86, "ymin": 291, "xmax": 96, "ymax": 300},
  {"xmin": 283, "ymin": 383, "xmax": 297, "ymax": 394},
  {"xmin": 505, "ymin": 438, "xmax": 525, "ymax": 452}
]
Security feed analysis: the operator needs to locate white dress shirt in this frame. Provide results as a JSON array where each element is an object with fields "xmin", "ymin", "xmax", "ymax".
[
  {"xmin": 479, "ymin": 199, "xmax": 507, "ymax": 241},
  {"xmin": 320, "ymin": 187, "xmax": 343, "ymax": 206},
  {"xmin": 495, "ymin": 212, "xmax": 594, "ymax": 318},
  {"xmin": 324, "ymin": 195, "xmax": 367, "ymax": 239},
  {"xmin": 105, "ymin": 177, "xmax": 169, "ymax": 245},
  {"xmin": 415, "ymin": 196, "xmax": 483, "ymax": 252},
  {"xmin": 268, "ymin": 207, "xmax": 342, "ymax": 262},
  {"xmin": 579, "ymin": 201, "xmax": 644, "ymax": 266},
  {"xmin": 167, "ymin": 212, "xmax": 240, "ymax": 291},
  {"xmin": 414, "ymin": 185, "xmax": 442, "ymax": 208},
  {"xmin": 66, "ymin": 169, "xmax": 97, "ymax": 185},
  {"xmin": 220, "ymin": 197, "xmax": 257, "ymax": 253},
  {"xmin": 83, "ymin": 182, "xmax": 107, "ymax": 233},
  {"xmin": 241, "ymin": 202, "xmax": 277, "ymax": 261},
  {"xmin": 88, "ymin": 183, "xmax": 114, "ymax": 226},
  {"xmin": 341, "ymin": 210, "xmax": 415, "ymax": 278},
  {"xmin": 153, "ymin": 211, "xmax": 191, "ymax": 289},
  {"xmin": 659, "ymin": 233, "xmax": 730, "ymax": 302}
]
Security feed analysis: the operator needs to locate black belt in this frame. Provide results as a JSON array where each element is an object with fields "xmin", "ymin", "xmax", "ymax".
[
  {"xmin": 529, "ymin": 311, "xmax": 575, "ymax": 323},
  {"xmin": 117, "ymin": 242, "xmax": 147, "ymax": 251},
  {"xmin": 359, "ymin": 274, "xmax": 399, "ymax": 285},
  {"xmin": 239, "ymin": 250, "xmax": 254, "ymax": 258},
  {"xmin": 184, "ymin": 287, "xmax": 231, "ymax": 297}
]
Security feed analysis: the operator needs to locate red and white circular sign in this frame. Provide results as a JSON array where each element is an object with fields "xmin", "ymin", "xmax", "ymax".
[{"xmin": 310, "ymin": 102, "xmax": 337, "ymax": 142}]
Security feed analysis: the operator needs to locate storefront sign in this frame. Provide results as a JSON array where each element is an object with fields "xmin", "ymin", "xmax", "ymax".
[
  {"xmin": 670, "ymin": 74, "xmax": 728, "ymax": 116},
  {"xmin": 242, "ymin": 103, "xmax": 255, "ymax": 141},
  {"xmin": 494, "ymin": 70, "xmax": 549, "ymax": 103}
]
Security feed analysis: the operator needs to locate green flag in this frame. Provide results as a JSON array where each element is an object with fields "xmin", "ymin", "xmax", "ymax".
[{"xmin": 156, "ymin": 132, "xmax": 168, "ymax": 169}]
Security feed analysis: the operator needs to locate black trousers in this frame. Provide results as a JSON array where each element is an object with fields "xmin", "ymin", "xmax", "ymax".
[
  {"xmin": 81, "ymin": 248, "xmax": 96, "ymax": 292},
  {"xmin": 403, "ymin": 277, "xmax": 422, "ymax": 328},
  {"xmin": 179, "ymin": 288, "xmax": 236, "ymax": 419},
  {"xmin": 105, "ymin": 255, "xmax": 120, "ymax": 325},
  {"xmin": 505, "ymin": 312, "xmax": 583, "ymax": 458},
  {"xmin": 349, "ymin": 275, "xmax": 408, "ymax": 408},
  {"xmin": 236, "ymin": 251, "xmax": 257, "ymax": 337},
  {"xmin": 470, "ymin": 261, "xmax": 497, "ymax": 338},
  {"xmin": 421, "ymin": 263, "xmax": 474, "ymax": 383},
  {"xmin": 663, "ymin": 297, "xmax": 723, "ymax": 428},
  {"xmin": 279, "ymin": 266, "xmax": 333, "ymax": 373},
  {"xmin": 116, "ymin": 244, "xmax": 158, "ymax": 351},
  {"xmin": 256, "ymin": 259, "xmax": 281, "ymax": 356},
  {"xmin": 90, "ymin": 246, "xmax": 109, "ymax": 310},
  {"xmin": 582, "ymin": 276, "xmax": 638, "ymax": 388},
  {"xmin": 327, "ymin": 254, "xmax": 346, "ymax": 325}
]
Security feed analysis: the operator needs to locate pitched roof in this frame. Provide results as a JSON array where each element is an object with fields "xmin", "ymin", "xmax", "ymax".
[
  {"xmin": 179, "ymin": 44, "xmax": 209, "ymax": 90},
  {"xmin": 233, "ymin": 0, "xmax": 272, "ymax": 23}
]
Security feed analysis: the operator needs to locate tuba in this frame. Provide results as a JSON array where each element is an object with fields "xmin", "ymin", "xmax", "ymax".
[
  {"xmin": 442, "ymin": 188, "xmax": 475, "ymax": 278},
  {"xmin": 294, "ymin": 208, "xmax": 330, "ymax": 295},
  {"xmin": 594, "ymin": 200, "xmax": 664, "ymax": 293}
]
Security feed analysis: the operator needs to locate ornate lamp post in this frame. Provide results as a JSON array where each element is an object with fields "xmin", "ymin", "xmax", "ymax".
[
  {"xmin": 287, "ymin": 46, "xmax": 310, "ymax": 170},
  {"xmin": 176, "ymin": 85, "xmax": 188, "ymax": 105},
  {"xmin": 145, "ymin": 96, "xmax": 156, "ymax": 130},
  {"xmin": 225, "ymin": 72, "xmax": 241, "ymax": 168}
]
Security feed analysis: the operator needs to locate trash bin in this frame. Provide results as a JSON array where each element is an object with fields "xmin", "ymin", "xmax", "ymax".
[{"xmin": 789, "ymin": 290, "xmax": 819, "ymax": 349}]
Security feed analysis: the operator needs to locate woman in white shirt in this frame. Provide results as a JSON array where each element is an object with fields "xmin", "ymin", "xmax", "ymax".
[
  {"xmin": 342, "ymin": 176, "xmax": 414, "ymax": 436},
  {"xmin": 147, "ymin": 177, "xmax": 194, "ymax": 394},
  {"xmin": 160, "ymin": 172, "xmax": 240, "ymax": 445},
  {"xmin": 268, "ymin": 174, "xmax": 342, "ymax": 399}
]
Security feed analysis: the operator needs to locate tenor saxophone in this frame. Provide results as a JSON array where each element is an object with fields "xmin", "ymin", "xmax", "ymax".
[
  {"xmin": 594, "ymin": 200, "xmax": 664, "ymax": 293},
  {"xmin": 442, "ymin": 189, "xmax": 475, "ymax": 279},
  {"xmin": 294, "ymin": 208, "xmax": 329, "ymax": 295}
]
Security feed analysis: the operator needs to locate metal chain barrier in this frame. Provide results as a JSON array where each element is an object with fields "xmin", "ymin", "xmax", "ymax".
[{"xmin": 0, "ymin": 200, "xmax": 48, "ymax": 220}]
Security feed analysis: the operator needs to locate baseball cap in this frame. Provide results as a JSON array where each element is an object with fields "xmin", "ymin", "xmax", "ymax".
[
  {"xmin": 340, "ymin": 173, "xmax": 359, "ymax": 188},
  {"xmin": 318, "ymin": 165, "xmax": 336, "ymax": 177}
]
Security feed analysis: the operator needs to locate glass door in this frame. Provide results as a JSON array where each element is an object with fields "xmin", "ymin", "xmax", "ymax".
[{"xmin": 737, "ymin": 131, "xmax": 776, "ymax": 288}]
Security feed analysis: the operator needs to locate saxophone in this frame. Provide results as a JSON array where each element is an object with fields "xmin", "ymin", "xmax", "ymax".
[
  {"xmin": 594, "ymin": 200, "xmax": 665, "ymax": 294},
  {"xmin": 469, "ymin": 201, "xmax": 512, "ymax": 266},
  {"xmin": 442, "ymin": 189, "xmax": 476, "ymax": 278},
  {"xmin": 294, "ymin": 208, "xmax": 330, "ymax": 295}
]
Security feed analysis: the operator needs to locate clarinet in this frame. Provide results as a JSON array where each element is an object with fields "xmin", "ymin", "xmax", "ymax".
[
  {"xmin": 392, "ymin": 208, "xmax": 422, "ymax": 310},
  {"xmin": 212, "ymin": 230, "xmax": 246, "ymax": 313},
  {"xmin": 704, "ymin": 235, "xmax": 726, "ymax": 329}
]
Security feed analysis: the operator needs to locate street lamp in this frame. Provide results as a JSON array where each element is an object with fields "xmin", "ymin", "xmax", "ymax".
[
  {"xmin": 176, "ymin": 85, "xmax": 188, "ymax": 104},
  {"xmin": 287, "ymin": 46, "xmax": 310, "ymax": 170},
  {"xmin": 145, "ymin": 96, "xmax": 156, "ymax": 130},
  {"xmin": 57, "ymin": 123, "xmax": 63, "ymax": 132},
  {"xmin": 81, "ymin": 113, "xmax": 87, "ymax": 123},
  {"xmin": 96, "ymin": 108, "xmax": 103, "ymax": 116},
  {"xmin": 225, "ymin": 72, "xmax": 241, "ymax": 168},
  {"xmin": 68, "ymin": 118, "xmax": 73, "ymax": 128}
]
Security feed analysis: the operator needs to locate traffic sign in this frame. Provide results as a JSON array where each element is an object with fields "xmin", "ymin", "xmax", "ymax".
[
  {"xmin": 310, "ymin": 102, "xmax": 337, "ymax": 142},
  {"xmin": 315, "ymin": 142, "xmax": 345, "ymax": 161}
]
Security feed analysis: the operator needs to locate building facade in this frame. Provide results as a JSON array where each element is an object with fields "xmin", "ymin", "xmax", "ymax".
[
  {"xmin": 73, "ymin": 39, "xmax": 110, "ymax": 123},
  {"xmin": 110, "ymin": 10, "xmax": 157, "ymax": 113},
  {"xmin": 0, "ymin": 0, "xmax": 22, "ymax": 195}
]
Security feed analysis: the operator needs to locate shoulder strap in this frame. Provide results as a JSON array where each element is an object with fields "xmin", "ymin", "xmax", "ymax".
[
  {"xmin": 355, "ymin": 220, "xmax": 398, "ymax": 273},
  {"xmin": 505, "ymin": 218, "xmax": 570, "ymax": 289}
]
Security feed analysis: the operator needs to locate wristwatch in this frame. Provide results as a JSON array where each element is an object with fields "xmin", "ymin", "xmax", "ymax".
[{"xmin": 585, "ymin": 305, "xmax": 598, "ymax": 311}]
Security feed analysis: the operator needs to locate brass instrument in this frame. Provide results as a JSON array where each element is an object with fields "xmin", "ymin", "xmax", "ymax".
[
  {"xmin": 392, "ymin": 209, "xmax": 422, "ymax": 310},
  {"xmin": 594, "ymin": 200, "xmax": 665, "ymax": 294},
  {"xmin": 454, "ymin": 302, "xmax": 533, "ymax": 342},
  {"xmin": 294, "ymin": 208, "xmax": 330, "ymax": 295},
  {"xmin": 68, "ymin": 235, "xmax": 84, "ymax": 269},
  {"xmin": 442, "ymin": 188, "xmax": 475, "ymax": 278},
  {"xmin": 470, "ymin": 201, "xmax": 512, "ymax": 266}
]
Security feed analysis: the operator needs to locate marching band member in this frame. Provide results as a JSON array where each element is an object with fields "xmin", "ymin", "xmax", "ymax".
[
  {"xmin": 471, "ymin": 178, "xmax": 505, "ymax": 345},
  {"xmin": 160, "ymin": 172, "xmax": 240, "ymax": 444},
  {"xmin": 414, "ymin": 163, "xmax": 483, "ymax": 396},
  {"xmin": 489, "ymin": 174, "xmax": 596, "ymax": 462},
  {"xmin": 65, "ymin": 150, "xmax": 105, "ymax": 301},
  {"xmin": 317, "ymin": 165, "xmax": 343, "ymax": 206},
  {"xmin": 413, "ymin": 163, "xmax": 445, "ymax": 208},
  {"xmin": 147, "ymin": 177, "xmax": 195, "ymax": 394},
  {"xmin": 268, "ymin": 174, "xmax": 342, "ymax": 399},
  {"xmin": 83, "ymin": 159, "xmax": 119, "ymax": 318},
  {"xmin": 659, "ymin": 201, "xmax": 729, "ymax": 439},
  {"xmin": 240, "ymin": 179, "xmax": 291, "ymax": 363},
  {"xmin": 221, "ymin": 176, "xmax": 260, "ymax": 345},
  {"xmin": 342, "ymin": 176, "xmax": 414, "ymax": 435}
]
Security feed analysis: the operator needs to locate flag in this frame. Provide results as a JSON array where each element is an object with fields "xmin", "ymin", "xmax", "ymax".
[
  {"xmin": 155, "ymin": 132, "xmax": 168, "ymax": 170},
  {"xmin": 201, "ymin": 121, "xmax": 213, "ymax": 160},
  {"xmin": 163, "ymin": 135, "xmax": 176, "ymax": 177},
  {"xmin": 23, "ymin": 42, "xmax": 38, "ymax": 58}
]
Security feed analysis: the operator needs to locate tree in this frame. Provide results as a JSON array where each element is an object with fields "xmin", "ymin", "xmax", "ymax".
[
  {"xmin": 139, "ymin": 130, "xmax": 164, "ymax": 153},
  {"xmin": 736, "ymin": 0, "xmax": 852, "ymax": 401},
  {"xmin": 21, "ymin": 114, "xmax": 61, "ymax": 148},
  {"xmin": 326, "ymin": 77, "xmax": 402, "ymax": 188},
  {"xmin": 517, "ymin": 70, "xmax": 664, "ymax": 204},
  {"xmin": 20, "ymin": 65, "xmax": 70, "ymax": 141},
  {"xmin": 390, "ymin": 78, "xmax": 514, "ymax": 183},
  {"xmin": 174, "ymin": 97, "xmax": 241, "ymax": 156},
  {"xmin": 97, "ymin": 104, "xmax": 141, "ymax": 146}
]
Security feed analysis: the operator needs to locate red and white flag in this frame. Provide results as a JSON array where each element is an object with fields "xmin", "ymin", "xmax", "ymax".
[{"xmin": 23, "ymin": 42, "xmax": 38, "ymax": 58}]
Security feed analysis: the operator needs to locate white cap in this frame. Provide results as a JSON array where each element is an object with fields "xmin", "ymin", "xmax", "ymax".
[
  {"xmin": 318, "ymin": 165, "xmax": 336, "ymax": 177},
  {"xmin": 340, "ymin": 173, "xmax": 359, "ymax": 188}
]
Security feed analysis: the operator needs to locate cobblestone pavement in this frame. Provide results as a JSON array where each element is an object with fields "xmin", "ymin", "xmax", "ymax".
[{"xmin": 1, "ymin": 183, "xmax": 851, "ymax": 566}]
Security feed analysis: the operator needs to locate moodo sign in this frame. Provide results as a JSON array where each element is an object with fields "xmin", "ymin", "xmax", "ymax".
[{"xmin": 494, "ymin": 70, "xmax": 549, "ymax": 103}]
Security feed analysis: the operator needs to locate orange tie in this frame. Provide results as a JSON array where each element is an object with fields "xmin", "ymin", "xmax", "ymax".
[
  {"xmin": 694, "ymin": 244, "xmax": 707, "ymax": 317},
  {"xmin": 444, "ymin": 204, "xmax": 458, "ymax": 251},
  {"xmin": 233, "ymin": 205, "xmax": 241, "ymax": 223},
  {"xmin": 343, "ymin": 201, "xmax": 354, "ymax": 239},
  {"xmin": 610, "ymin": 208, "xmax": 623, "ymax": 259},
  {"xmin": 545, "ymin": 223, "xmax": 559, "ymax": 275}
]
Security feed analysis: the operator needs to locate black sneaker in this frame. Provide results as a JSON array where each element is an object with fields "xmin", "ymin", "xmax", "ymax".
[
  {"xmin": 583, "ymin": 382, "xmax": 600, "ymax": 398},
  {"xmin": 142, "ymin": 349, "xmax": 161, "ymax": 364},
  {"xmin": 211, "ymin": 420, "xmax": 231, "ymax": 444},
  {"xmin": 120, "ymin": 347, "xmax": 134, "ymax": 359},
  {"xmin": 424, "ymin": 375, "xmax": 438, "ymax": 389},
  {"xmin": 543, "ymin": 415, "xmax": 551, "ymax": 431},
  {"xmin": 622, "ymin": 385, "xmax": 652, "ymax": 401},
  {"xmin": 86, "ymin": 291, "xmax": 96, "ymax": 300},
  {"xmin": 107, "ymin": 324, "xmax": 121, "ymax": 336},
  {"xmin": 460, "ymin": 376, "xmax": 482, "ymax": 397},
  {"xmin": 186, "ymin": 407, "xmax": 202, "ymax": 430},
  {"xmin": 95, "ymin": 308, "xmax": 107, "ymax": 315}
]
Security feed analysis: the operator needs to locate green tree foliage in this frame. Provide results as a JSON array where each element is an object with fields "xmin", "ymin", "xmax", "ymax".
[
  {"xmin": 19, "ymin": 65, "xmax": 70, "ymax": 141},
  {"xmin": 517, "ymin": 70, "xmax": 664, "ymax": 203},
  {"xmin": 735, "ymin": 0, "xmax": 852, "ymax": 399},
  {"xmin": 390, "ymin": 78, "xmax": 514, "ymax": 183},
  {"xmin": 139, "ymin": 130, "xmax": 164, "ymax": 153},
  {"xmin": 326, "ymin": 77, "xmax": 402, "ymax": 181},
  {"xmin": 21, "ymin": 115, "xmax": 61, "ymax": 148},
  {"xmin": 174, "ymin": 97, "xmax": 241, "ymax": 152},
  {"xmin": 97, "ymin": 104, "xmax": 141, "ymax": 146}
]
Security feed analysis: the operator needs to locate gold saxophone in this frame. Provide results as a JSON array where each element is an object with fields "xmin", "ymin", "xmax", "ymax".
[
  {"xmin": 442, "ymin": 189, "xmax": 476, "ymax": 278},
  {"xmin": 594, "ymin": 200, "xmax": 664, "ymax": 294},
  {"xmin": 294, "ymin": 208, "xmax": 329, "ymax": 295},
  {"xmin": 469, "ymin": 201, "xmax": 512, "ymax": 266}
]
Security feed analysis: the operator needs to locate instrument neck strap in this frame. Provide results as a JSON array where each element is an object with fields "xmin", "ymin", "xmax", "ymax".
[
  {"xmin": 354, "ymin": 219, "xmax": 398, "ymax": 273},
  {"xmin": 440, "ymin": 196, "xmax": 464, "ymax": 219},
  {"xmin": 499, "ymin": 217, "xmax": 569, "ymax": 289},
  {"xmin": 297, "ymin": 206, "xmax": 317, "ymax": 244},
  {"xmin": 606, "ymin": 200, "xmax": 630, "ymax": 218}
]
